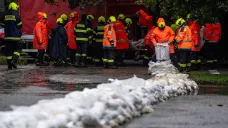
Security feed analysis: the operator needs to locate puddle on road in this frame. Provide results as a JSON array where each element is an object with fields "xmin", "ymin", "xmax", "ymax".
[{"xmin": 198, "ymin": 85, "xmax": 228, "ymax": 95}]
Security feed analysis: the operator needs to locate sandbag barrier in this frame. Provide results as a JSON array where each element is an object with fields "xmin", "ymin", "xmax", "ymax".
[{"xmin": 0, "ymin": 61, "xmax": 198, "ymax": 128}]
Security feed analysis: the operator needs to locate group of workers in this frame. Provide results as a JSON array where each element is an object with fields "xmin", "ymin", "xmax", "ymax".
[
  {"xmin": 1, "ymin": 2, "xmax": 221, "ymax": 72},
  {"xmin": 33, "ymin": 12, "xmax": 132, "ymax": 69},
  {"xmin": 142, "ymin": 14, "xmax": 221, "ymax": 72}
]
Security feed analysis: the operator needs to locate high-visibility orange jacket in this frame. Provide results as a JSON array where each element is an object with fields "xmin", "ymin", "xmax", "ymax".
[
  {"xmin": 33, "ymin": 12, "xmax": 48, "ymax": 50},
  {"xmin": 189, "ymin": 20, "xmax": 201, "ymax": 51},
  {"xmin": 65, "ymin": 12, "xmax": 79, "ymax": 50},
  {"xmin": 103, "ymin": 23, "xmax": 116, "ymax": 49},
  {"xmin": 203, "ymin": 23, "xmax": 212, "ymax": 41},
  {"xmin": 151, "ymin": 26, "xmax": 175, "ymax": 44},
  {"xmin": 175, "ymin": 25, "xmax": 193, "ymax": 50},
  {"xmin": 136, "ymin": 9, "xmax": 153, "ymax": 31},
  {"xmin": 113, "ymin": 20, "xmax": 129, "ymax": 50},
  {"xmin": 208, "ymin": 23, "xmax": 221, "ymax": 43}
]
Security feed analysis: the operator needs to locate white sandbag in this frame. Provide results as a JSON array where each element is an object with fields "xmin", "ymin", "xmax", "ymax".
[{"xmin": 155, "ymin": 43, "xmax": 170, "ymax": 61}]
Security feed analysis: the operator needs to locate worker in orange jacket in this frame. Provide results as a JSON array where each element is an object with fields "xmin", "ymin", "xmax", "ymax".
[
  {"xmin": 65, "ymin": 11, "xmax": 79, "ymax": 65},
  {"xmin": 103, "ymin": 16, "xmax": 117, "ymax": 69},
  {"xmin": 175, "ymin": 18, "xmax": 193, "ymax": 72},
  {"xmin": 203, "ymin": 19, "xmax": 221, "ymax": 69},
  {"xmin": 187, "ymin": 14, "xmax": 201, "ymax": 70},
  {"xmin": 151, "ymin": 17, "xmax": 175, "ymax": 62},
  {"xmin": 33, "ymin": 12, "xmax": 49, "ymax": 66}
]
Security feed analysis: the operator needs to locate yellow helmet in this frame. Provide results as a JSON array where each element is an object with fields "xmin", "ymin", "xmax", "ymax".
[
  {"xmin": 125, "ymin": 18, "xmax": 132, "ymax": 25},
  {"xmin": 118, "ymin": 14, "xmax": 125, "ymax": 20},
  {"xmin": 175, "ymin": 18, "xmax": 185, "ymax": 26},
  {"xmin": 8, "ymin": 2, "xmax": 18, "ymax": 10},
  {"xmin": 158, "ymin": 22, "xmax": 165, "ymax": 28},
  {"xmin": 60, "ymin": 14, "xmax": 68, "ymax": 21},
  {"xmin": 187, "ymin": 14, "xmax": 192, "ymax": 19},
  {"xmin": 56, "ymin": 18, "xmax": 63, "ymax": 24},
  {"xmin": 98, "ymin": 16, "xmax": 105, "ymax": 23},
  {"xmin": 108, "ymin": 16, "xmax": 116, "ymax": 23},
  {"xmin": 87, "ymin": 15, "xmax": 94, "ymax": 20},
  {"xmin": 43, "ymin": 13, "xmax": 48, "ymax": 19}
]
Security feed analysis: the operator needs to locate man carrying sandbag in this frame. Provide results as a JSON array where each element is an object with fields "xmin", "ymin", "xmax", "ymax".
[{"xmin": 151, "ymin": 17, "xmax": 175, "ymax": 62}]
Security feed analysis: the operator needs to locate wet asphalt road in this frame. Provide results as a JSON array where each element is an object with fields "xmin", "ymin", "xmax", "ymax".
[
  {"xmin": 0, "ymin": 62, "xmax": 150, "ymax": 111},
  {"xmin": 0, "ymin": 63, "xmax": 228, "ymax": 128}
]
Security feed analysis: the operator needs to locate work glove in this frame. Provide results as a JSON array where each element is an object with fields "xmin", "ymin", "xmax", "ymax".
[
  {"xmin": 168, "ymin": 41, "xmax": 172, "ymax": 45},
  {"xmin": 39, "ymin": 40, "xmax": 42, "ymax": 44},
  {"xmin": 110, "ymin": 40, "xmax": 114, "ymax": 46},
  {"xmin": 153, "ymin": 42, "xmax": 157, "ymax": 47}
]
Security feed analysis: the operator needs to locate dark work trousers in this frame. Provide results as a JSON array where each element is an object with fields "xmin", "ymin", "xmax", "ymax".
[
  {"xmin": 76, "ymin": 42, "xmax": 88, "ymax": 65},
  {"xmin": 103, "ymin": 49, "xmax": 115, "ymax": 65},
  {"xmin": 178, "ymin": 49, "xmax": 191, "ymax": 69},
  {"xmin": 5, "ymin": 40, "xmax": 22, "ymax": 64},
  {"xmin": 68, "ymin": 48, "xmax": 76, "ymax": 64},
  {"xmin": 76, "ymin": 42, "xmax": 88, "ymax": 57},
  {"xmin": 87, "ymin": 43, "xmax": 94, "ymax": 63},
  {"xmin": 170, "ymin": 53, "xmax": 176, "ymax": 65},
  {"xmin": 204, "ymin": 42, "xmax": 218, "ymax": 64},
  {"xmin": 94, "ymin": 42, "xmax": 103, "ymax": 64},
  {"xmin": 143, "ymin": 46, "xmax": 154, "ymax": 64},
  {"xmin": 115, "ymin": 50, "xmax": 124, "ymax": 64},
  {"xmin": 38, "ymin": 50, "xmax": 45, "ymax": 63}
]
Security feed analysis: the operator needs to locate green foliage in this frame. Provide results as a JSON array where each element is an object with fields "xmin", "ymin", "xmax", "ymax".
[
  {"xmin": 44, "ymin": 0, "xmax": 104, "ymax": 10},
  {"xmin": 190, "ymin": 73, "xmax": 228, "ymax": 85},
  {"xmin": 137, "ymin": 0, "xmax": 228, "ymax": 25}
]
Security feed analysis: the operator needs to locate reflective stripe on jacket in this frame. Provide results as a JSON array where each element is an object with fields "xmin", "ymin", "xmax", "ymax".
[
  {"xmin": 33, "ymin": 12, "xmax": 48, "ymax": 50},
  {"xmin": 151, "ymin": 26, "xmax": 175, "ymax": 44},
  {"xmin": 74, "ymin": 21, "xmax": 89, "ymax": 43},
  {"xmin": 95, "ymin": 23, "xmax": 105, "ymax": 43},
  {"xmin": 65, "ymin": 18, "xmax": 78, "ymax": 50},
  {"xmin": 103, "ymin": 23, "xmax": 116, "ymax": 49},
  {"xmin": 189, "ymin": 21, "xmax": 201, "ymax": 51},
  {"xmin": 208, "ymin": 23, "xmax": 221, "ymax": 43},
  {"xmin": 175, "ymin": 25, "xmax": 193, "ymax": 50},
  {"xmin": 113, "ymin": 21, "xmax": 129, "ymax": 50},
  {"xmin": 3, "ymin": 10, "xmax": 22, "ymax": 41}
]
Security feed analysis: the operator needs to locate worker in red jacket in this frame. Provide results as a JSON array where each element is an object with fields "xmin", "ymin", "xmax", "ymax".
[
  {"xmin": 65, "ymin": 11, "xmax": 79, "ymax": 65},
  {"xmin": 203, "ymin": 19, "xmax": 221, "ymax": 69},
  {"xmin": 187, "ymin": 14, "xmax": 201, "ymax": 70},
  {"xmin": 114, "ymin": 14, "xmax": 129, "ymax": 66},
  {"xmin": 33, "ymin": 12, "xmax": 49, "ymax": 66}
]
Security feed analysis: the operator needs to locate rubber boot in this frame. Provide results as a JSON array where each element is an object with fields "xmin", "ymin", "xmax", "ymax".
[
  {"xmin": 81, "ymin": 56, "xmax": 87, "ymax": 68},
  {"xmin": 74, "ymin": 56, "xmax": 81, "ymax": 68},
  {"xmin": 7, "ymin": 59, "xmax": 12, "ymax": 70},
  {"xmin": 11, "ymin": 55, "xmax": 18, "ymax": 69}
]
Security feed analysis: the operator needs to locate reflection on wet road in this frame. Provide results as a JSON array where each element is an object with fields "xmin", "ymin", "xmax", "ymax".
[{"xmin": 0, "ymin": 64, "xmax": 149, "ymax": 111}]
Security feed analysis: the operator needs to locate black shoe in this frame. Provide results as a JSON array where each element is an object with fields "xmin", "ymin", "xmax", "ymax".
[
  {"xmin": 11, "ymin": 62, "xmax": 17, "ymax": 69},
  {"xmin": 7, "ymin": 60, "xmax": 12, "ymax": 70},
  {"xmin": 108, "ymin": 63, "xmax": 118, "ymax": 69},
  {"xmin": 94, "ymin": 62, "xmax": 102, "ymax": 67},
  {"xmin": 186, "ymin": 67, "xmax": 191, "ymax": 72},
  {"xmin": 37, "ymin": 62, "xmax": 49, "ymax": 66},
  {"xmin": 81, "ymin": 56, "xmax": 87, "ymax": 67}
]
